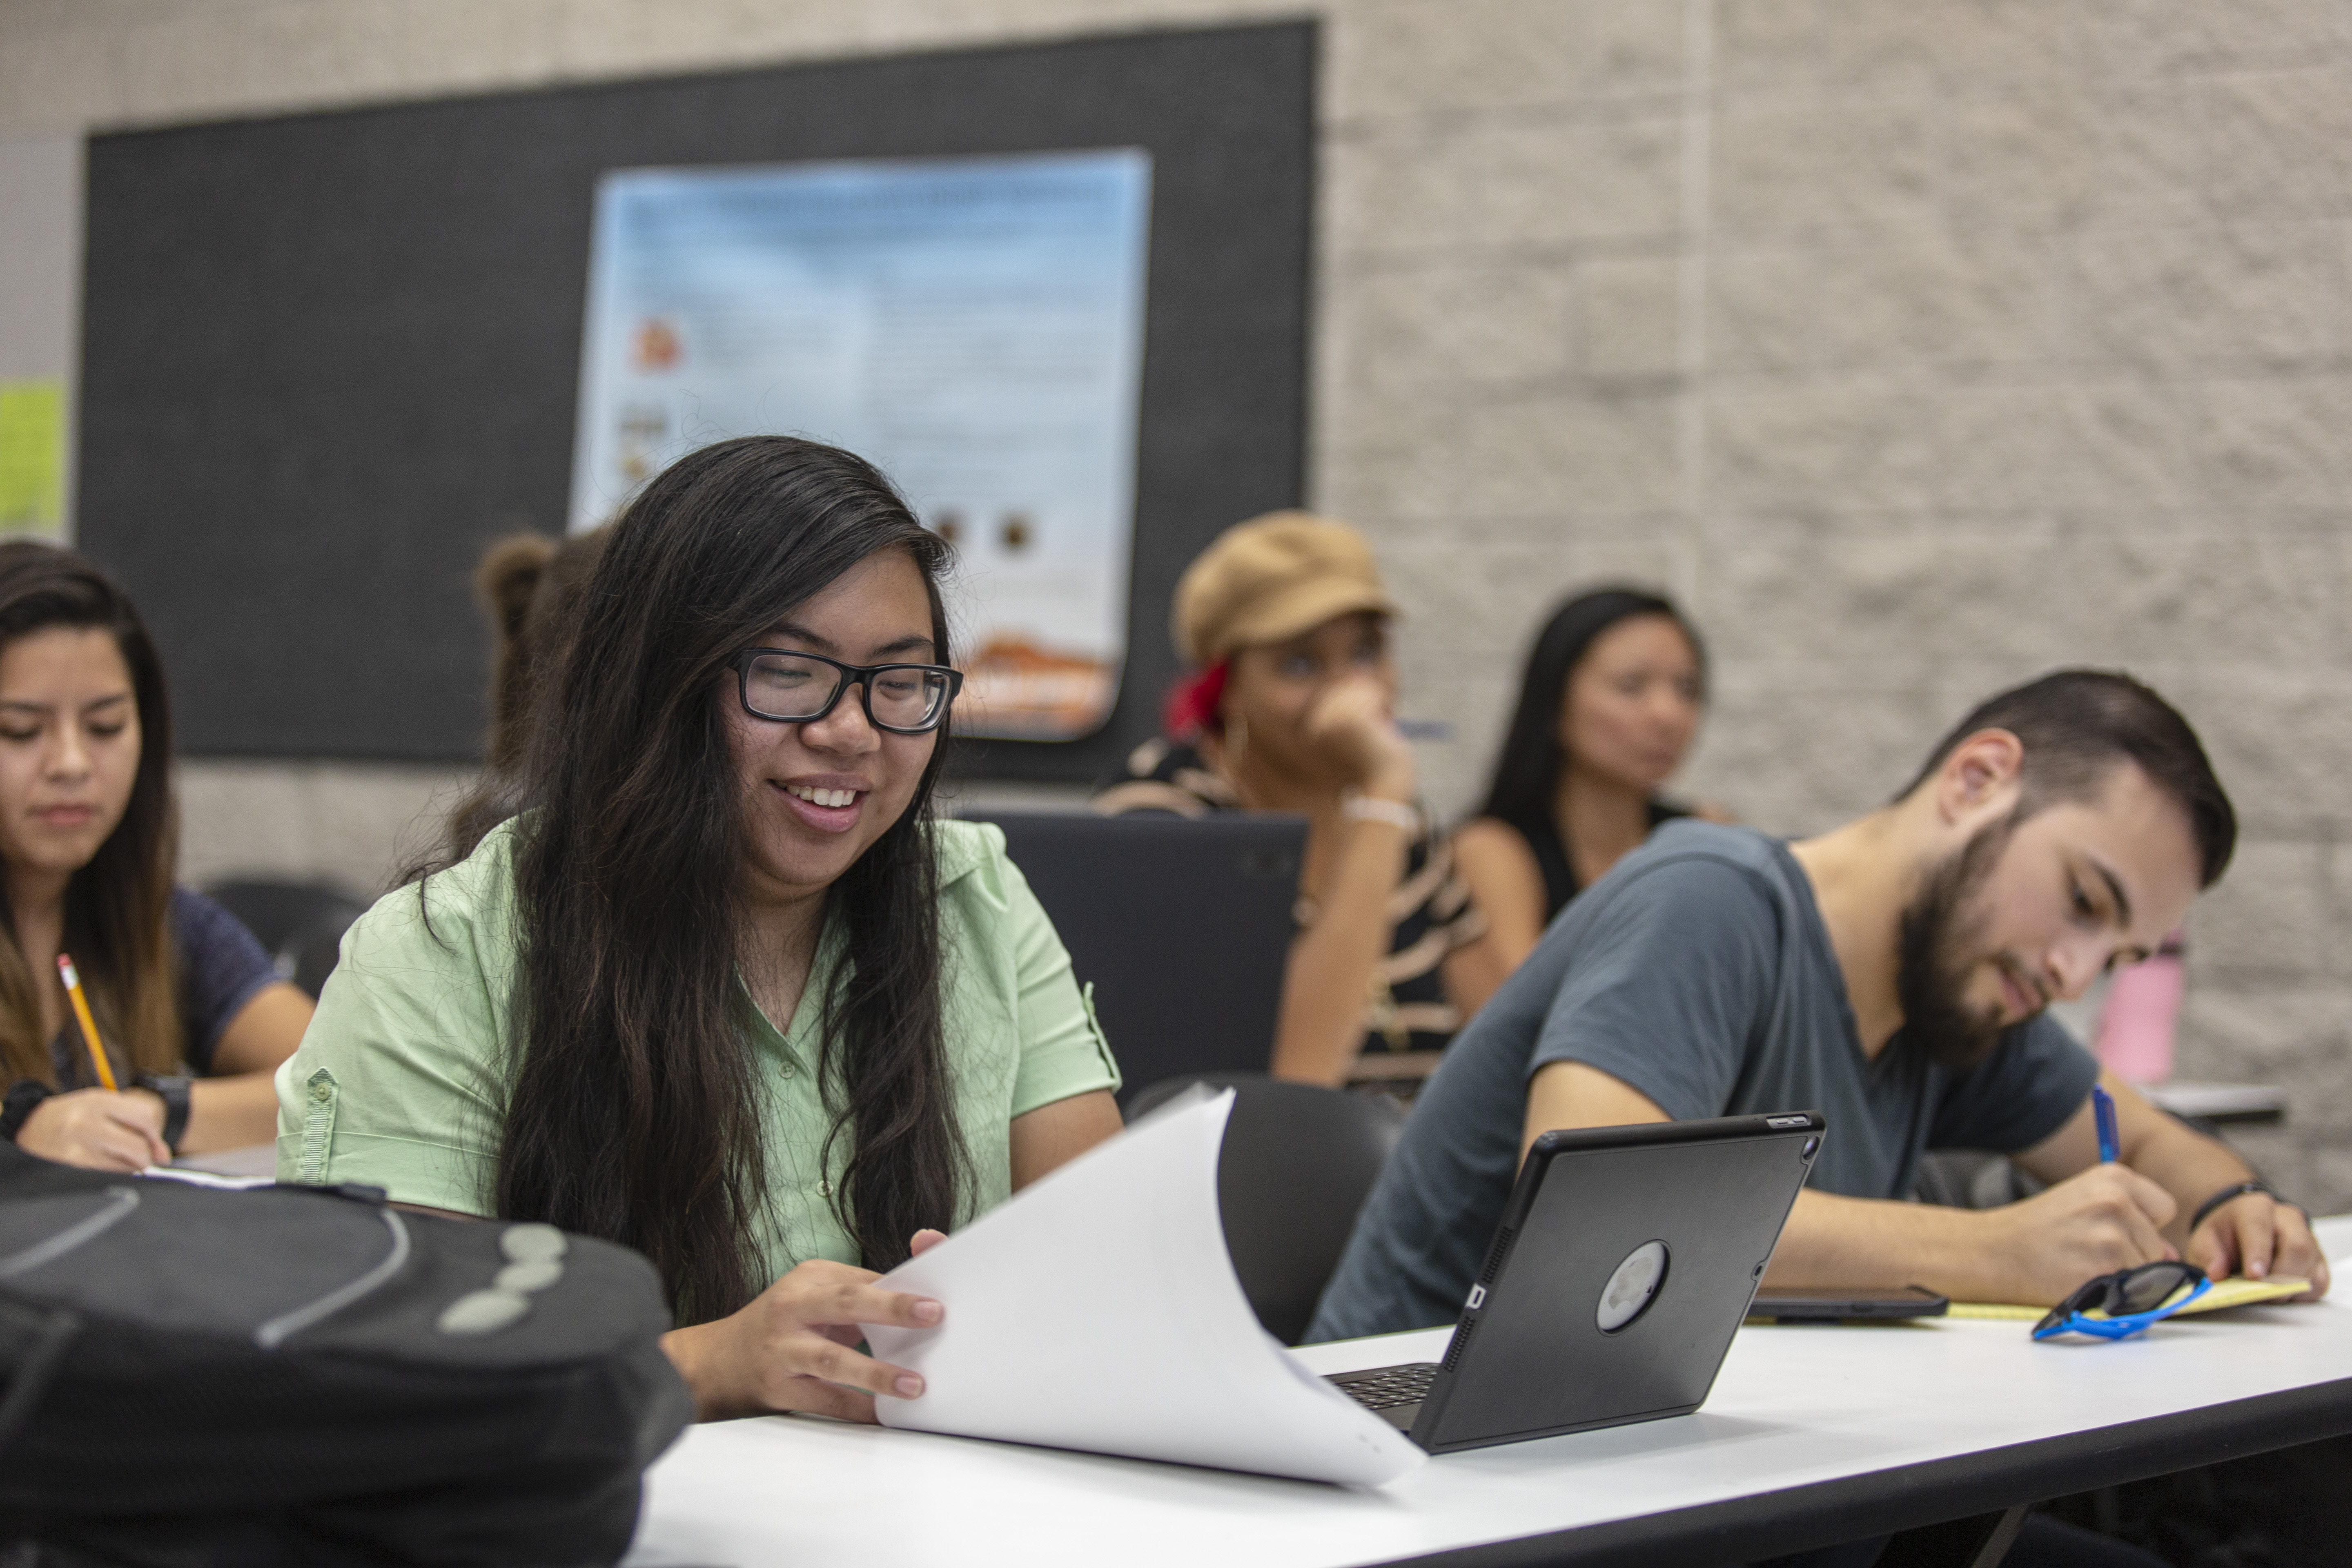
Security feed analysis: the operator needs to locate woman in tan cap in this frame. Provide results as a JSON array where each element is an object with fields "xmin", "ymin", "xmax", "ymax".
[{"xmin": 1096, "ymin": 512, "xmax": 1510, "ymax": 1093}]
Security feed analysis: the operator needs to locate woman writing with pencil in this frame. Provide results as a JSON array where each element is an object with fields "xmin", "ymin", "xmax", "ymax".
[
  {"xmin": 279, "ymin": 437, "xmax": 1123, "ymax": 1423},
  {"xmin": 0, "ymin": 543, "xmax": 314, "ymax": 1170}
]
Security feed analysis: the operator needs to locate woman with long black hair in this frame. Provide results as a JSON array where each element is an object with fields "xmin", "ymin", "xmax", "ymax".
[
  {"xmin": 0, "ymin": 542, "xmax": 312, "ymax": 1169},
  {"xmin": 279, "ymin": 437, "xmax": 1123, "ymax": 1420},
  {"xmin": 1453, "ymin": 588, "xmax": 1718, "ymax": 970}
]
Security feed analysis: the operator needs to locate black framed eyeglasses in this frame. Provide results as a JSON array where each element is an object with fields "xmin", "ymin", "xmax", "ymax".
[
  {"xmin": 731, "ymin": 648, "xmax": 962, "ymax": 735},
  {"xmin": 2031, "ymin": 1260, "xmax": 2209, "ymax": 1342}
]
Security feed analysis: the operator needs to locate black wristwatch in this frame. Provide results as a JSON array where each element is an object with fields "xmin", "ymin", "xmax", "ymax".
[
  {"xmin": 0, "ymin": 1079, "xmax": 54, "ymax": 1143},
  {"xmin": 135, "ymin": 1073, "xmax": 192, "ymax": 1154},
  {"xmin": 2189, "ymin": 1179, "xmax": 2290, "ymax": 1235}
]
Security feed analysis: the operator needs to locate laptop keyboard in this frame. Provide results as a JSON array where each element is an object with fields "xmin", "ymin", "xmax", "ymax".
[{"xmin": 1327, "ymin": 1362, "xmax": 1437, "ymax": 1412}]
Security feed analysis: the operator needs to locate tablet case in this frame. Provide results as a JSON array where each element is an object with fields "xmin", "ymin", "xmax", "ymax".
[{"xmin": 1411, "ymin": 1113, "xmax": 1824, "ymax": 1454}]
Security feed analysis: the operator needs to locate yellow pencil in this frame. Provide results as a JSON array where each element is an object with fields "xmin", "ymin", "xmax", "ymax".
[{"xmin": 56, "ymin": 953, "xmax": 118, "ymax": 1093}]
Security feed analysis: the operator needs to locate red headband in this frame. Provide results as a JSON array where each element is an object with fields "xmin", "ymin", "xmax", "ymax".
[{"xmin": 1162, "ymin": 660, "xmax": 1230, "ymax": 740}]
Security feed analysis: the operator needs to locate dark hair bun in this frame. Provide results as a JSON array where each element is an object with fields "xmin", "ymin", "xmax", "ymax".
[{"xmin": 476, "ymin": 535, "xmax": 558, "ymax": 651}]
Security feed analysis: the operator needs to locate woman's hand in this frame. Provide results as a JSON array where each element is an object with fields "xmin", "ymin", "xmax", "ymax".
[
  {"xmin": 16, "ymin": 1088, "xmax": 171, "ymax": 1171},
  {"xmin": 662, "ymin": 1229, "xmax": 950, "ymax": 1423},
  {"xmin": 1302, "ymin": 674, "xmax": 1414, "ymax": 800}
]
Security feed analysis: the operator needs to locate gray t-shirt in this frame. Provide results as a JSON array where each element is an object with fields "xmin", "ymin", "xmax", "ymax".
[{"xmin": 1305, "ymin": 820, "xmax": 2099, "ymax": 1343}]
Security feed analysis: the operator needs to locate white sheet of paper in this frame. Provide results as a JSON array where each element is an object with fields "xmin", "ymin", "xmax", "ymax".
[
  {"xmin": 137, "ymin": 1166, "xmax": 275, "ymax": 1191},
  {"xmin": 865, "ymin": 1090, "xmax": 1426, "ymax": 1485}
]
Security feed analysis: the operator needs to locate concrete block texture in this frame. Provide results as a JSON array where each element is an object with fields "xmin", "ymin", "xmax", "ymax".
[
  {"xmin": 2195, "ymin": 376, "xmax": 2352, "ymax": 511},
  {"xmin": 1711, "ymin": 101, "xmax": 1940, "ymax": 243},
  {"xmin": 1708, "ymin": 383, "xmax": 1944, "ymax": 512},
  {"xmin": 1327, "ymin": 0, "xmax": 1689, "ymax": 118},
  {"xmin": 1717, "ymin": 0, "xmax": 2075, "ymax": 96},
  {"xmin": 176, "ymin": 759, "xmax": 479, "ymax": 898},
  {"xmin": 2074, "ymin": 0, "xmax": 2352, "ymax": 79},
  {"xmin": 1671, "ymin": 677, "xmax": 1946, "ymax": 833},
  {"xmin": 8, "ymin": 0, "xmax": 2352, "ymax": 1209},
  {"xmin": 2204, "ymin": 66, "xmax": 2352, "ymax": 223},
  {"xmin": 2186, "ymin": 839, "xmax": 2342, "ymax": 985},
  {"xmin": 1702, "ymin": 519, "xmax": 2344, "ymax": 679},
  {"xmin": 1327, "ymin": 111, "xmax": 1685, "ymax": 255},
  {"xmin": 2065, "ymin": 222, "xmax": 2350, "ymax": 373},
  {"xmin": 2178, "ymin": 987, "xmax": 2352, "ymax": 1105},
  {"xmin": 1934, "ymin": 382, "xmax": 2198, "ymax": 511},
  {"xmin": 2166, "ymin": 677, "xmax": 2352, "ymax": 842},
  {"xmin": 1943, "ymin": 82, "xmax": 2208, "ymax": 236},
  {"xmin": 1579, "ymin": 254, "xmax": 1685, "ymax": 379},
  {"xmin": 1320, "ymin": 260, "xmax": 1579, "ymax": 452},
  {"xmin": 1711, "ymin": 234, "xmax": 2060, "ymax": 374},
  {"xmin": 0, "ymin": 134, "xmax": 80, "ymax": 382}
]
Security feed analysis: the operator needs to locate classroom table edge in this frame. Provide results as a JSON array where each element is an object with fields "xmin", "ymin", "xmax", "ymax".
[{"xmin": 1360, "ymin": 1372, "xmax": 2352, "ymax": 1568}]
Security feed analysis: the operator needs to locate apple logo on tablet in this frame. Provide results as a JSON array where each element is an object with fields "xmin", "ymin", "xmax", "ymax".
[{"xmin": 1596, "ymin": 1240, "xmax": 1670, "ymax": 1333}]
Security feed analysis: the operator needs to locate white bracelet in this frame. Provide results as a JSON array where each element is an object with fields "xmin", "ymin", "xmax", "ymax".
[{"xmin": 1341, "ymin": 794, "xmax": 1420, "ymax": 833}]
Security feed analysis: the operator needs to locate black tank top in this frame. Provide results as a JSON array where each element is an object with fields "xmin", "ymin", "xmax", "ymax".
[{"xmin": 1514, "ymin": 800, "xmax": 1689, "ymax": 922}]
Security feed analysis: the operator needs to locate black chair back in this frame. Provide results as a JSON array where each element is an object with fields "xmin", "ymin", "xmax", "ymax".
[
  {"xmin": 958, "ymin": 812, "xmax": 1305, "ymax": 1105},
  {"xmin": 1129, "ymin": 1073, "xmax": 1405, "ymax": 1345},
  {"xmin": 202, "ymin": 880, "xmax": 370, "ymax": 1000}
]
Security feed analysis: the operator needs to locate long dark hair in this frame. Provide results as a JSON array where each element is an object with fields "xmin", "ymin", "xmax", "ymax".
[
  {"xmin": 0, "ymin": 542, "xmax": 179, "ymax": 1085},
  {"xmin": 1477, "ymin": 588, "xmax": 1704, "ymax": 842},
  {"xmin": 488, "ymin": 437, "xmax": 965, "ymax": 1323}
]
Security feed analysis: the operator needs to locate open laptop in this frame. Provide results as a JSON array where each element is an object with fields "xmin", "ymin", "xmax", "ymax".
[
  {"xmin": 1326, "ymin": 1112, "xmax": 1825, "ymax": 1454},
  {"xmin": 958, "ymin": 811, "xmax": 1305, "ymax": 1103}
]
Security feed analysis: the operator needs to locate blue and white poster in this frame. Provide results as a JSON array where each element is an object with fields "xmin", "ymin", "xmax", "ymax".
[{"xmin": 570, "ymin": 149, "xmax": 1153, "ymax": 741}]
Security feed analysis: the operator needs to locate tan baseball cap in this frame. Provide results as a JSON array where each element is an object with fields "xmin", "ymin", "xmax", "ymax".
[{"xmin": 1171, "ymin": 510, "xmax": 1401, "ymax": 666}]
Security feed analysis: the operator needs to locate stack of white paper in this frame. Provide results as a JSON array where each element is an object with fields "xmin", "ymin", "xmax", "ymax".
[{"xmin": 866, "ymin": 1090, "xmax": 1426, "ymax": 1486}]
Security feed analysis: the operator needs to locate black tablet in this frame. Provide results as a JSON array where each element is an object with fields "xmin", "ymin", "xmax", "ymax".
[
  {"xmin": 1749, "ymin": 1285, "xmax": 1949, "ymax": 1322},
  {"xmin": 1326, "ymin": 1111, "xmax": 1827, "ymax": 1453}
]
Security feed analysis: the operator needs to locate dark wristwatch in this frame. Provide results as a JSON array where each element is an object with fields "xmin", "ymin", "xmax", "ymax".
[
  {"xmin": 2189, "ymin": 1179, "xmax": 2290, "ymax": 1235},
  {"xmin": 0, "ymin": 1079, "xmax": 55, "ymax": 1143},
  {"xmin": 135, "ymin": 1073, "xmax": 192, "ymax": 1154}
]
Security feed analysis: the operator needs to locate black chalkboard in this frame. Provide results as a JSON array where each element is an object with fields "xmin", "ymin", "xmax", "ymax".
[{"xmin": 78, "ymin": 23, "xmax": 1313, "ymax": 776}]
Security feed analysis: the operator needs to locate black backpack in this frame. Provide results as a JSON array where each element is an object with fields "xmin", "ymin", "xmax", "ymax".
[{"xmin": 0, "ymin": 1144, "xmax": 694, "ymax": 1567}]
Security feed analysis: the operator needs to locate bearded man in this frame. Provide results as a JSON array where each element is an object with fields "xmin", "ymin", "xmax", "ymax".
[{"xmin": 1307, "ymin": 670, "xmax": 2329, "ymax": 1343}]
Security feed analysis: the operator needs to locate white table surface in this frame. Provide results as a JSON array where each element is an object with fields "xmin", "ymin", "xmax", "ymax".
[
  {"xmin": 2140, "ymin": 1081, "xmax": 2287, "ymax": 1121},
  {"xmin": 624, "ymin": 1218, "xmax": 2352, "ymax": 1568}
]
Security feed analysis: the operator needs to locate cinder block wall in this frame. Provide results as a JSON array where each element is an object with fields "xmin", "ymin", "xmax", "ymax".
[{"xmin": 5, "ymin": 0, "xmax": 2345, "ymax": 1206}]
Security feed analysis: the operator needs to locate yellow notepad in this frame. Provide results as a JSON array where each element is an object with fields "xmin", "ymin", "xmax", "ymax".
[{"xmin": 1947, "ymin": 1276, "xmax": 2310, "ymax": 1322}]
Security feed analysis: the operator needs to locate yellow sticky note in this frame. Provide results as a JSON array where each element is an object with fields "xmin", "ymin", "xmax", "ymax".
[
  {"xmin": 1948, "ymin": 1276, "xmax": 2310, "ymax": 1323},
  {"xmin": 0, "ymin": 381, "xmax": 65, "ymax": 535},
  {"xmin": 2176, "ymin": 1275, "xmax": 2309, "ymax": 1313}
]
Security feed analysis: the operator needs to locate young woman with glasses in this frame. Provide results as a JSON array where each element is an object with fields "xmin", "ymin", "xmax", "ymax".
[
  {"xmin": 0, "ymin": 543, "xmax": 313, "ymax": 1169},
  {"xmin": 279, "ymin": 437, "xmax": 1123, "ymax": 1422}
]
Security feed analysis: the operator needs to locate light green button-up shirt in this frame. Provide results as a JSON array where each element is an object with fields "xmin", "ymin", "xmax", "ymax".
[{"xmin": 275, "ymin": 817, "xmax": 1120, "ymax": 1281}]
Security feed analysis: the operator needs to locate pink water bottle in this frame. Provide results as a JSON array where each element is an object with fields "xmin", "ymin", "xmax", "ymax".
[{"xmin": 2095, "ymin": 929, "xmax": 2185, "ymax": 1085}]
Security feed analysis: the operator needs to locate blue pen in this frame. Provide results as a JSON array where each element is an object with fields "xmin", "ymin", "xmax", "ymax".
[{"xmin": 2092, "ymin": 1083, "xmax": 2120, "ymax": 1163}]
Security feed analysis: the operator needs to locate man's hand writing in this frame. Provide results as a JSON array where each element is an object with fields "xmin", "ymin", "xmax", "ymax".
[
  {"xmin": 1982, "ymin": 1163, "xmax": 2178, "ymax": 1305},
  {"xmin": 2189, "ymin": 1193, "xmax": 2330, "ymax": 1299}
]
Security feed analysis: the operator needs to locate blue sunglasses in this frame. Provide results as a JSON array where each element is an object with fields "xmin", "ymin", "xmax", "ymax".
[{"xmin": 2033, "ymin": 1261, "xmax": 2209, "ymax": 1342}]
